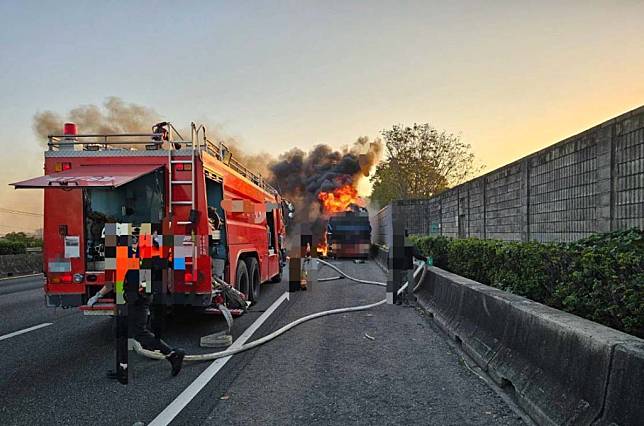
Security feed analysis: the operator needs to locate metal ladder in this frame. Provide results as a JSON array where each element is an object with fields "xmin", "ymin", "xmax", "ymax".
[
  {"xmin": 168, "ymin": 127, "xmax": 197, "ymax": 227},
  {"xmin": 167, "ymin": 124, "xmax": 201, "ymax": 282}
]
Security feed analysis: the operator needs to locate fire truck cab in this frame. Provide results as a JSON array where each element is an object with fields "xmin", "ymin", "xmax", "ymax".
[{"xmin": 12, "ymin": 122, "xmax": 288, "ymax": 310}]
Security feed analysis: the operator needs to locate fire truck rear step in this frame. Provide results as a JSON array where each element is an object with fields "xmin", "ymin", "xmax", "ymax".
[{"xmin": 80, "ymin": 303, "xmax": 116, "ymax": 316}]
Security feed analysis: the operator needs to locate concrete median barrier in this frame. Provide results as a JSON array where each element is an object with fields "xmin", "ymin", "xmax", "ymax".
[
  {"xmin": 371, "ymin": 244, "xmax": 389, "ymax": 272},
  {"xmin": 415, "ymin": 266, "xmax": 644, "ymax": 426},
  {"xmin": 0, "ymin": 253, "xmax": 42, "ymax": 278},
  {"xmin": 596, "ymin": 340, "xmax": 644, "ymax": 425}
]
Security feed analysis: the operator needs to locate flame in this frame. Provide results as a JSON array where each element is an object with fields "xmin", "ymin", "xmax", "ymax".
[
  {"xmin": 316, "ymin": 184, "xmax": 364, "ymax": 257},
  {"xmin": 317, "ymin": 184, "xmax": 360, "ymax": 215},
  {"xmin": 316, "ymin": 230, "xmax": 328, "ymax": 257}
]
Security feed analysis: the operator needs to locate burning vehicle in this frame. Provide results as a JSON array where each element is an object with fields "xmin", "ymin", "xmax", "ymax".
[
  {"xmin": 324, "ymin": 207, "xmax": 371, "ymax": 258},
  {"xmin": 315, "ymin": 185, "xmax": 371, "ymax": 258},
  {"xmin": 268, "ymin": 139, "xmax": 381, "ymax": 260}
]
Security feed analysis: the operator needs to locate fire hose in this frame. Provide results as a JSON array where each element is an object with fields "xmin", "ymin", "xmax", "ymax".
[{"xmin": 133, "ymin": 261, "xmax": 427, "ymax": 362}]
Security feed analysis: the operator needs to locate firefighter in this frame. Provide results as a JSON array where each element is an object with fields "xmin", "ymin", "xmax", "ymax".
[
  {"xmin": 91, "ymin": 279, "xmax": 185, "ymax": 377},
  {"xmin": 124, "ymin": 269, "xmax": 185, "ymax": 376},
  {"xmin": 151, "ymin": 122, "xmax": 179, "ymax": 149},
  {"xmin": 300, "ymin": 242, "xmax": 312, "ymax": 291},
  {"xmin": 90, "ymin": 227, "xmax": 186, "ymax": 377},
  {"xmin": 127, "ymin": 230, "xmax": 185, "ymax": 376},
  {"xmin": 87, "ymin": 284, "xmax": 110, "ymax": 306}
]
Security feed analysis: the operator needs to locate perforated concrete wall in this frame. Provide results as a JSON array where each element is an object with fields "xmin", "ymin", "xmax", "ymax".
[{"xmin": 372, "ymin": 106, "xmax": 644, "ymax": 243}]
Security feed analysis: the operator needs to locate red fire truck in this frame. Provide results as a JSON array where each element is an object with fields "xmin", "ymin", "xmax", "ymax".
[{"xmin": 12, "ymin": 122, "xmax": 288, "ymax": 311}]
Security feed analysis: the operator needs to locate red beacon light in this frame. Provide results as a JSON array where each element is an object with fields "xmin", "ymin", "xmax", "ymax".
[
  {"xmin": 63, "ymin": 122, "xmax": 78, "ymax": 137},
  {"xmin": 61, "ymin": 122, "xmax": 78, "ymax": 151}
]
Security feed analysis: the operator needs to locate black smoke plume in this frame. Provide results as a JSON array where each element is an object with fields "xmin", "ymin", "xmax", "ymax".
[
  {"xmin": 32, "ymin": 98, "xmax": 382, "ymax": 247},
  {"xmin": 268, "ymin": 137, "xmax": 382, "ymax": 241},
  {"xmin": 32, "ymin": 98, "xmax": 271, "ymax": 174},
  {"xmin": 33, "ymin": 97, "xmax": 161, "ymax": 146}
]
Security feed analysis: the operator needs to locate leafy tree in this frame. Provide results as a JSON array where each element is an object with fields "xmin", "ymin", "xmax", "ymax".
[
  {"xmin": 3, "ymin": 232, "xmax": 28, "ymax": 242},
  {"xmin": 370, "ymin": 123, "xmax": 481, "ymax": 207},
  {"xmin": 0, "ymin": 240, "xmax": 26, "ymax": 255},
  {"xmin": 2, "ymin": 232, "xmax": 42, "ymax": 248}
]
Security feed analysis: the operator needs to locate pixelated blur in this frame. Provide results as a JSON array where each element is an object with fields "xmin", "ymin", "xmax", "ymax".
[{"xmin": 103, "ymin": 223, "xmax": 194, "ymax": 304}]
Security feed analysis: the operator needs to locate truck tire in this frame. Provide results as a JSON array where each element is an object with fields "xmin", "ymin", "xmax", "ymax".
[
  {"xmin": 235, "ymin": 260, "xmax": 250, "ymax": 299},
  {"xmin": 247, "ymin": 257, "xmax": 260, "ymax": 302}
]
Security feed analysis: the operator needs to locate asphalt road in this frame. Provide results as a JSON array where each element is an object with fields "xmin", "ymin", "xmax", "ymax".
[{"xmin": 0, "ymin": 262, "xmax": 524, "ymax": 425}]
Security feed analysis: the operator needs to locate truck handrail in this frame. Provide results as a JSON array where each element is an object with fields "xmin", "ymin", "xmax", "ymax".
[
  {"xmin": 203, "ymin": 138, "xmax": 278, "ymax": 195},
  {"xmin": 46, "ymin": 128, "xmax": 279, "ymax": 195},
  {"xmin": 47, "ymin": 133, "xmax": 193, "ymax": 151}
]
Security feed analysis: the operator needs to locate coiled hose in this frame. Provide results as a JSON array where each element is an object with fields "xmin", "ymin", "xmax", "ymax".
[{"xmin": 134, "ymin": 260, "xmax": 426, "ymax": 362}]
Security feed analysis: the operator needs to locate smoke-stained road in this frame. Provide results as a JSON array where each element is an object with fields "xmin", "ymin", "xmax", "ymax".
[{"xmin": 0, "ymin": 263, "xmax": 524, "ymax": 425}]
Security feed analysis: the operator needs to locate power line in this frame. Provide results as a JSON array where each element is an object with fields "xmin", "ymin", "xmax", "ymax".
[
  {"xmin": 0, "ymin": 207, "xmax": 43, "ymax": 216},
  {"xmin": 0, "ymin": 207, "xmax": 43, "ymax": 217},
  {"xmin": 0, "ymin": 224, "xmax": 39, "ymax": 231}
]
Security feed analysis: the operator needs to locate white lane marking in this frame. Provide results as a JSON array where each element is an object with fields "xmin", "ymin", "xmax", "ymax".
[
  {"xmin": 0, "ymin": 322, "xmax": 53, "ymax": 341},
  {"xmin": 149, "ymin": 291, "xmax": 290, "ymax": 426},
  {"xmin": 0, "ymin": 273, "xmax": 43, "ymax": 282}
]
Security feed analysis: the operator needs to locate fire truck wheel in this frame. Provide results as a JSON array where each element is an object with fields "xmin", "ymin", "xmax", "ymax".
[
  {"xmin": 235, "ymin": 260, "xmax": 250, "ymax": 299},
  {"xmin": 247, "ymin": 257, "xmax": 260, "ymax": 302}
]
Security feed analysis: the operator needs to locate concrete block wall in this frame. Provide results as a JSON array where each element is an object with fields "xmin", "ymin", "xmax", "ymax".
[
  {"xmin": 370, "ymin": 204, "xmax": 392, "ymax": 248},
  {"xmin": 484, "ymin": 162, "xmax": 523, "ymax": 240},
  {"xmin": 614, "ymin": 116, "xmax": 644, "ymax": 231},
  {"xmin": 467, "ymin": 179, "xmax": 485, "ymax": 238},
  {"xmin": 427, "ymin": 198, "xmax": 441, "ymax": 235},
  {"xmin": 0, "ymin": 253, "xmax": 43, "ymax": 277},
  {"xmin": 372, "ymin": 198, "xmax": 443, "ymax": 244},
  {"xmin": 440, "ymin": 190, "xmax": 459, "ymax": 237},
  {"xmin": 398, "ymin": 199, "xmax": 431, "ymax": 235},
  {"xmin": 529, "ymin": 127, "xmax": 598, "ymax": 242},
  {"xmin": 371, "ymin": 105, "xmax": 644, "ymax": 243}
]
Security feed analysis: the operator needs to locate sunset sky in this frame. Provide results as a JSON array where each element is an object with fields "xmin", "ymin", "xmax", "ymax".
[{"xmin": 1, "ymin": 1, "xmax": 643, "ymax": 233}]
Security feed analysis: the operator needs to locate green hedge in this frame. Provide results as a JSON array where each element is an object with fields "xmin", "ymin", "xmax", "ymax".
[
  {"xmin": 411, "ymin": 229, "xmax": 644, "ymax": 338},
  {"xmin": 0, "ymin": 239, "xmax": 27, "ymax": 255}
]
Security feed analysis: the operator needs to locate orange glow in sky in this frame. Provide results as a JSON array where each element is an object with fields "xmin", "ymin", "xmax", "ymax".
[{"xmin": 1, "ymin": 2, "xmax": 643, "ymax": 233}]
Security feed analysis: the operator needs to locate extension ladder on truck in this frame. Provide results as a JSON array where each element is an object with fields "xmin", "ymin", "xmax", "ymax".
[{"xmin": 168, "ymin": 125, "xmax": 199, "ymax": 282}]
